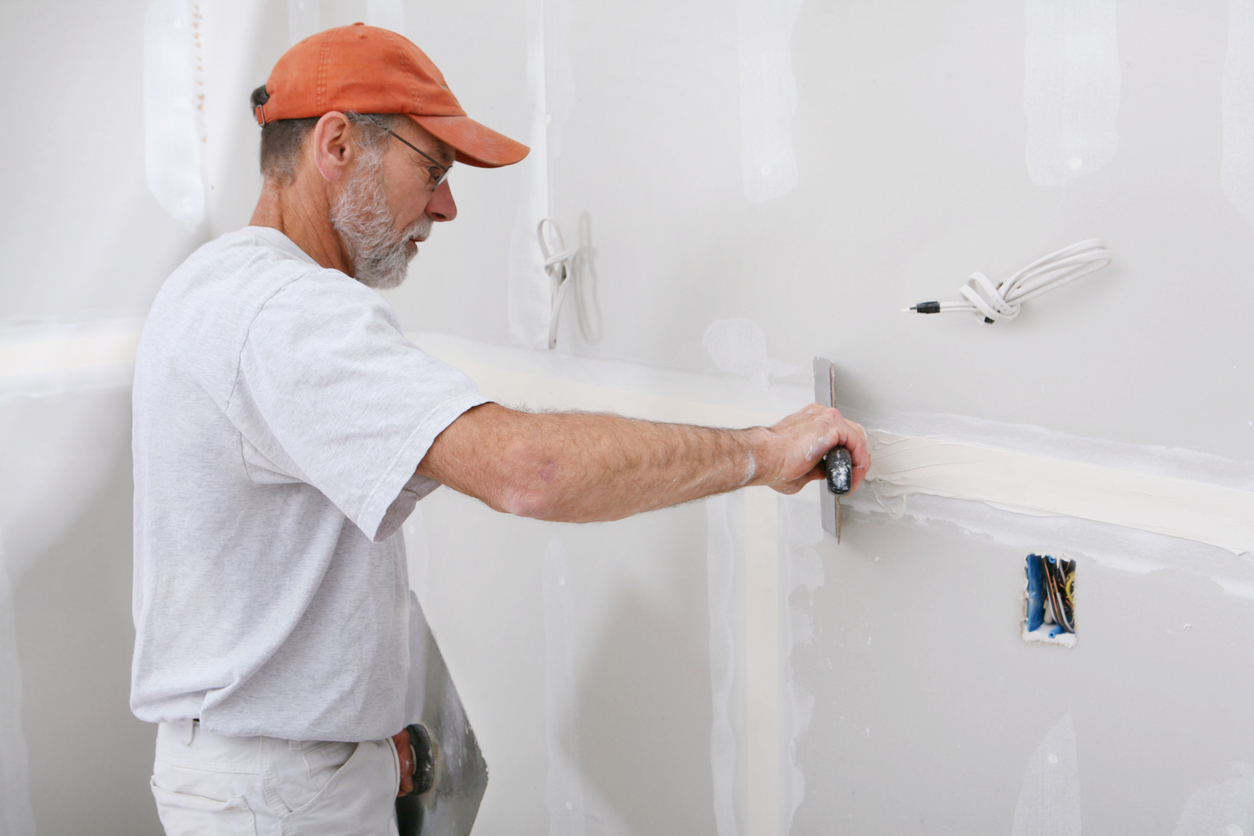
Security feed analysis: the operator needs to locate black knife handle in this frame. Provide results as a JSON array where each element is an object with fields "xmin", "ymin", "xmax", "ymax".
[{"xmin": 825, "ymin": 446, "xmax": 852, "ymax": 495}]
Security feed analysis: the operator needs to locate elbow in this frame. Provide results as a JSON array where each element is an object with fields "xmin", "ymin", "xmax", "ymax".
[
  {"xmin": 494, "ymin": 460, "xmax": 568, "ymax": 520},
  {"xmin": 490, "ymin": 438, "xmax": 602, "ymax": 522},
  {"xmin": 496, "ymin": 470, "xmax": 600, "ymax": 522},
  {"xmin": 497, "ymin": 484, "xmax": 559, "ymax": 520}
]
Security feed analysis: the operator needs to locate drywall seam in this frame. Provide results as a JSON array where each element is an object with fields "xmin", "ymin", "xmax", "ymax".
[
  {"xmin": 744, "ymin": 490, "xmax": 780, "ymax": 836},
  {"xmin": 0, "ymin": 319, "xmax": 144, "ymax": 399},
  {"xmin": 779, "ymin": 495, "xmax": 821, "ymax": 835},
  {"xmin": 1172, "ymin": 762, "xmax": 1254, "ymax": 836},
  {"xmin": 287, "ymin": 0, "xmax": 319, "ymax": 46},
  {"xmin": 736, "ymin": 0, "xmax": 804, "ymax": 202},
  {"xmin": 1223, "ymin": 0, "xmax": 1254, "ymax": 225},
  {"xmin": 1012, "ymin": 712, "xmax": 1082, "ymax": 836},
  {"xmin": 144, "ymin": 0, "xmax": 207, "ymax": 231},
  {"xmin": 866, "ymin": 431, "xmax": 1254, "ymax": 555},
  {"xmin": 365, "ymin": 0, "xmax": 405, "ymax": 36},
  {"xmin": 707, "ymin": 493, "xmax": 743, "ymax": 836},
  {"xmin": 0, "ymin": 532, "xmax": 36, "ymax": 836},
  {"xmin": 33, "ymin": 317, "xmax": 1239, "ymax": 573},
  {"xmin": 1023, "ymin": 0, "xmax": 1121, "ymax": 186},
  {"xmin": 543, "ymin": 537, "xmax": 586, "ymax": 836},
  {"xmin": 509, "ymin": 0, "xmax": 575, "ymax": 349}
]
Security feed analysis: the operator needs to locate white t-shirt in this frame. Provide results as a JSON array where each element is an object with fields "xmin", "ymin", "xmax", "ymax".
[{"xmin": 130, "ymin": 227, "xmax": 487, "ymax": 742}]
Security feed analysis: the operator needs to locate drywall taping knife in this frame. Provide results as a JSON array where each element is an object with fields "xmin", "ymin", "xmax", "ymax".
[
  {"xmin": 396, "ymin": 591, "xmax": 489, "ymax": 836},
  {"xmin": 813, "ymin": 358, "xmax": 852, "ymax": 543}
]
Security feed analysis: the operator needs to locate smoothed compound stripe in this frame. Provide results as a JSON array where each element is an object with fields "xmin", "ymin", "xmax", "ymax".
[{"xmin": 867, "ymin": 431, "xmax": 1254, "ymax": 555}]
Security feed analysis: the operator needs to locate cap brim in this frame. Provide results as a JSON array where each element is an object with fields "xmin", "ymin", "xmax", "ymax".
[{"xmin": 408, "ymin": 114, "xmax": 529, "ymax": 168}]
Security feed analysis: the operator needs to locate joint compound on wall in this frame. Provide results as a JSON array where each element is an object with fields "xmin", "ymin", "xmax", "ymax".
[
  {"xmin": 702, "ymin": 320, "xmax": 800, "ymax": 391},
  {"xmin": 1023, "ymin": 0, "xmax": 1121, "ymax": 187},
  {"xmin": 1173, "ymin": 763, "xmax": 1254, "ymax": 836},
  {"xmin": 509, "ymin": 0, "xmax": 575, "ymax": 349},
  {"xmin": 0, "ymin": 318, "xmax": 143, "ymax": 399},
  {"xmin": 1223, "ymin": 0, "xmax": 1254, "ymax": 225},
  {"xmin": 736, "ymin": 0, "xmax": 804, "ymax": 202},
  {"xmin": 543, "ymin": 538, "xmax": 586, "ymax": 836},
  {"xmin": 0, "ymin": 532, "xmax": 36, "ymax": 836},
  {"xmin": 780, "ymin": 494, "xmax": 823, "ymax": 836},
  {"xmin": 1012, "ymin": 712, "xmax": 1082, "ymax": 836},
  {"xmin": 144, "ymin": 0, "xmax": 207, "ymax": 231},
  {"xmin": 864, "ymin": 431, "xmax": 1254, "ymax": 556},
  {"xmin": 706, "ymin": 493, "xmax": 743, "ymax": 836}
]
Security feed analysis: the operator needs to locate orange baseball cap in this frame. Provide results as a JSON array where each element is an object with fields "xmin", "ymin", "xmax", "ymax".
[{"xmin": 254, "ymin": 23, "xmax": 528, "ymax": 168}]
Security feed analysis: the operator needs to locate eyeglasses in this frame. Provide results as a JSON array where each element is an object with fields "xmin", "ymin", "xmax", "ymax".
[{"xmin": 386, "ymin": 129, "xmax": 451, "ymax": 191}]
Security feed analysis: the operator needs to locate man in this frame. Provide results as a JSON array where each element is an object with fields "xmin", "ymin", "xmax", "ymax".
[{"xmin": 130, "ymin": 23, "xmax": 869, "ymax": 835}]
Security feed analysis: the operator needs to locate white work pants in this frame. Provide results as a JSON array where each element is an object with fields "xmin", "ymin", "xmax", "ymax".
[{"xmin": 150, "ymin": 720, "xmax": 401, "ymax": 835}]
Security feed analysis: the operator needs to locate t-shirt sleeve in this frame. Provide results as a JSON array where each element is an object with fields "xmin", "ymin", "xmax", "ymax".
[{"xmin": 226, "ymin": 272, "xmax": 488, "ymax": 542}]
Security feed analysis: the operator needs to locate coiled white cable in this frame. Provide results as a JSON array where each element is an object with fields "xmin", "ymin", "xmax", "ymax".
[
  {"xmin": 905, "ymin": 239, "xmax": 1112, "ymax": 323},
  {"xmin": 538, "ymin": 218, "xmax": 578, "ymax": 349}
]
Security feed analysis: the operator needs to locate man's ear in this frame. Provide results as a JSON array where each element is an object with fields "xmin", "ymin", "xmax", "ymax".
[{"xmin": 310, "ymin": 111, "xmax": 356, "ymax": 183}]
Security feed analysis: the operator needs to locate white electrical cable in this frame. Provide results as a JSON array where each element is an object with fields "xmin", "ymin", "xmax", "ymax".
[
  {"xmin": 905, "ymin": 239, "xmax": 1113, "ymax": 322},
  {"xmin": 538, "ymin": 218, "xmax": 579, "ymax": 349}
]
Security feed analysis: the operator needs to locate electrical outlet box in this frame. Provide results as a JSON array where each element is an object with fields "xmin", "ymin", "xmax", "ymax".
[{"xmin": 1022, "ymin": 553, "xmax": 1076, "ymax": 647}]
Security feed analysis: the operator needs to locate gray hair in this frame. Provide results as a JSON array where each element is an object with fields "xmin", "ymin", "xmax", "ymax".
[{"xmin": 249, "ymin": 86, "xmax": 401, "ymax": 184}]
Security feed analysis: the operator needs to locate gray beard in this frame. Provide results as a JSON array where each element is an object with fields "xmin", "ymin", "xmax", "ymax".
[{"xmin": 330, "ymin": 158, "xmax": 433, "ymax": 290}]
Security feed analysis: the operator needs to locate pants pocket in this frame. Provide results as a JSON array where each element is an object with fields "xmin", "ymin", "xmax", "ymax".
[
  {"xmin": 269, "ymin": 739, "xmax": 357, "ymax": 815},
  {"xmin": 279, "ymin": 739, "xmax": 397, "ymax": 835},
  {"xmin": 301, "ymin": 740, "xmax": 358, "ymax": 796},
  {"xmin": 151, "ymin": 778, "xmax": 257, "ymax": 836}
]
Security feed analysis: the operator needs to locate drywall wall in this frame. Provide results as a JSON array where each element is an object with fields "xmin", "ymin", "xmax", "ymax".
[
  {"xmin": 381, "ymin": 1, "xmax": 1254, "ymax": 833},
  {"xmin": 2, "ymin": 1, "xmax": 1252, "ymax": 835}
]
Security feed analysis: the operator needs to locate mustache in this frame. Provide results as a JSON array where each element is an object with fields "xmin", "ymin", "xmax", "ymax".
[{"xmin": 405, "ymin": 216, "xmax": 433, "ymax": 243}]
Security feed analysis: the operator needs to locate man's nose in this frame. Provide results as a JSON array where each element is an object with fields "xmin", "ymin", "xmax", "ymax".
[{"xmin": 426, "ymin": 180, "xmax": 457, "ymax": 222}]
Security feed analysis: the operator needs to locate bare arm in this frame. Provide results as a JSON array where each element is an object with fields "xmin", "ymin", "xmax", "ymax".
[{"xmin": 414, "ymin": 402, "xmax": 869, "ymax": 523}]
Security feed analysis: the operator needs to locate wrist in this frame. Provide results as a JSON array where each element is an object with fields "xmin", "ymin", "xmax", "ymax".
[{"xmin": 742, "ymin": 426, "xmax": 777, "ymax": 487}]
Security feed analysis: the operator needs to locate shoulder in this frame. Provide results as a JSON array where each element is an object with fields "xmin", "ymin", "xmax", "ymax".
[{"xmin": 138, "ymin": 227, "xmax": 380, "ymax": 400}]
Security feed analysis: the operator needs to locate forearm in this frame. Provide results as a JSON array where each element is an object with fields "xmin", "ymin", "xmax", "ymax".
[
  {"xmin": 418, "ymin": 404, "xmax": 775, "ymax": 522},
  {"xmin": 418, "ymin": 400, "xmax": 869, "ymax": 523}
]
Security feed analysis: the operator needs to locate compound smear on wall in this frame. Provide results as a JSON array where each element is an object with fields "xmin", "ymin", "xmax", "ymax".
[
  {"xmin": 707, "ymin": 493, "xmax": 743, "ymax": 836},
  {"xmin": 780, "ymin": 495, "xmax": 822, "ymax": 835},
  {"xmin": 544, "ymin": 538, "xmax": 586, "ymax": 836},
  {"xmin": 702, "ymin": 319, "xmax": 799, "ymax": 390},
  {"xmin": 1023, "ymin": 0, "xmax": 1120, "ymax": 187},
  {"xmin": 736, "ymin": 0, "xmax": 804, "ymax": 202},
  {"xmin": 0, "ymin": 532, "xmax": 35, "ymax": 836},
  {"xmin": 1172, "ymin": 762, "xmax": 1254, "ymax": 836},
  {"xmin": 509, "ymin": 0, "xmax": 575, "ymax": 348},
  {"xmin": 144, "ymin": 0, "xmax": 207, "ymax": 231},
  {"xmin": 1223, "ymin": 0, "xmax": 1254, "ymax": 225},
  {"xmin": 1012, "ymin": 712, "xmax": 1082, "ymax": 836}
]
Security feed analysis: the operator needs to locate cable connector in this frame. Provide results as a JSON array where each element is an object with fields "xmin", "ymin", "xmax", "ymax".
[{"xmin": 903, "ymin": 239, "xmax": 1112, "ymax": 323}]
